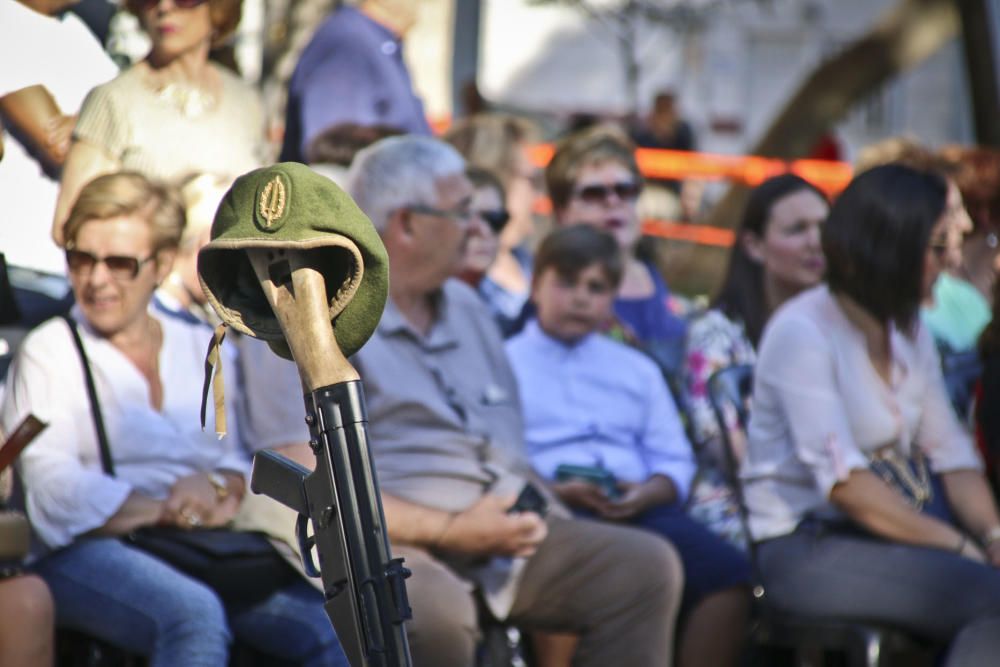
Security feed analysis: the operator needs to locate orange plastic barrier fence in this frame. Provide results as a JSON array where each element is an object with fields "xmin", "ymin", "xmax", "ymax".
[
  {"xmin": 434, "ymin": 117, "xmax": 853, "ymax": 194},
  {"xmin": 436, "ymin": 117, "xmax": 850, "ymax": 248},
  {"xmin": 531, "ymin": 196, "xmax": 734, "ymax": 247},
  {"xmin": 524, "ymin": 143, "xmax": 852, "ymax": 248},
  {"xmin": 641, "ymin": 219, "xmax": 735, "ymax": 248},
  {"xmin": 527, "ymin": 144, "xmax": 853, "ymax": 195}
]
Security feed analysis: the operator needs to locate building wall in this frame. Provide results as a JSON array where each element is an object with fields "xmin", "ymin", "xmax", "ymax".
[{"xmin": 472, "ymin": 0, "xmax": 976, "ymax": 157}]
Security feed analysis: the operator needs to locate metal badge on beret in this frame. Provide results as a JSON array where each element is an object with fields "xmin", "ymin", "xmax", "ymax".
[
  {"xmin": 256, "ymin": 174, "xmax": 289, "ymax": 231},
  {"xmin": 198, "ymin": 162, "xmax": 389, "ymax": 360}
]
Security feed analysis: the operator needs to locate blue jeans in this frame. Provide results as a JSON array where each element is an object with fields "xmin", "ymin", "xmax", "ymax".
[
  {"xmin": 232, "ymin": 577, "xmax": 348, "ymax": 667},
  {"xmin": 34, "ymin": 537, "xmax": 348, "ymax": 667}
]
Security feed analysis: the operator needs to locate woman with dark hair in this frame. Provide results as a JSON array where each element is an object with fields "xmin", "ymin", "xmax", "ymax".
[
  {"xmin": 683, "ymin": 174, "xmax": 828, "ymax": 544},
  {"xmin": 709, "ymin": 174, "xmax": 827, "ymax": 347},
  {"xmin": 745, "ymin": 164, "xmax": 1000, "ymax": 665},
  {"xmin": 854, "ymin": 138, "xmax": 981, "ymax": 352}
]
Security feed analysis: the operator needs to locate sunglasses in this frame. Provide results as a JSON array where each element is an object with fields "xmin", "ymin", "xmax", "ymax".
[
  {"xmin": 66, "ymin": 249, "xmax": 156, "ymax": 281},
  {"xmin": 478, "ymin": 209, "xmax": 510, "ymax": 234},
  {"xmin": 573, "ymin": 181, "xmax": 641, "ymax": 205},
  {"xmin": 407, "ymin": 203, "xmax": 475, "ymax": 227},
  {"xmin": 139, "ymin": 0, "xmax": 208, "ymax": 9}
]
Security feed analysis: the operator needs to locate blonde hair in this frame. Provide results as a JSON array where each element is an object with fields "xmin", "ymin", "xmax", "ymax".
[
  {"xmin": 64, "ymin": 172, "xmax": 186, "ymax": 252},
  {"xmin": 444, "ymin": 114, "xmax": 537, "ymax": 189},
  {"xmin": 177, "ymin": 173, "xmax": 231, "ymax": 250},
  {"xmin": 855, "ymin": 136, "xmax": 932, "ymax": 173}
]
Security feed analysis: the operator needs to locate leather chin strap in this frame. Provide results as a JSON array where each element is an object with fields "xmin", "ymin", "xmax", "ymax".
[{"xmin": 200, "ymin": 322, "xmax": 229, "ymax": 438}]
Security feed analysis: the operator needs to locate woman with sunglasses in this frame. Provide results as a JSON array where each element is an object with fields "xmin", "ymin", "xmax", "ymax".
[
  {"xmin": 51, "ymin": 0, "xmax": 265, "ymax": 246},
  {"xmin": 456, "ymin": 167, "xmax": 522, "ymax": 329},
  {"xmin": 746, "ymin": 164, "xmax": 1000, "ymax": 665},
  {"xmin": 546, "ymin": 124, "xmax": 689, "ymax": 377},
  {"xmin": 4, "ymin": 172, "xmax": 348, "ymax": 665},
  {"xmin": 446, "ymin": 114, "xmax": 541, "ymax": 335}
]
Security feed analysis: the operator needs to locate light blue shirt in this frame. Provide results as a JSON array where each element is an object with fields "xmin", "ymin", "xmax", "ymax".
[
  {"xmin": 505, "ymin": 320, "xmax": 696, "ymax": 501},
  {"xmin": 922, "ymin": 272, "xmax": 991, "ymax": 352}
]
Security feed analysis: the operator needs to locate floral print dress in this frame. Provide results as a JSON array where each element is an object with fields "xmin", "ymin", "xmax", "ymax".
[{"xmin": 683, "ymin": 309, "xmax": 757, "ymax": 548}]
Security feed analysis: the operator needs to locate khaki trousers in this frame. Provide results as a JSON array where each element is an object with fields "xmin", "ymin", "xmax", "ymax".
[{"xmin": 396, "ymin": 517, "xmax": 683, "ymax": 667}]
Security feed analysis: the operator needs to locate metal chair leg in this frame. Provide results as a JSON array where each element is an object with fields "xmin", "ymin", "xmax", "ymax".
[{"xmin": 863, "ymin": 629, "xmax": 886, "ymax": 667}]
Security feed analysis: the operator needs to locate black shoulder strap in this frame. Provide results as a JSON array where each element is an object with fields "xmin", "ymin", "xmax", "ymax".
[{"xmin": 61, "ymin": 314, "xmax": 115, "ymax": 477}]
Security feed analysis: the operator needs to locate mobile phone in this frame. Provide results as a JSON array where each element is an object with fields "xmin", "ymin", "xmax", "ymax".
[
  {"xmin": 554, "ymin": 463, "xmax": 621, "ymax": 499},
  {"xmin": 507, "ymin": 483, "xmax": 549, "ymax": 518}
]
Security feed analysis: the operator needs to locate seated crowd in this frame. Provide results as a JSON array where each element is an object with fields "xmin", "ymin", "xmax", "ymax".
[{"xmin": 5, "ymin": 1, "xmax": 1000, "ymax": 666}]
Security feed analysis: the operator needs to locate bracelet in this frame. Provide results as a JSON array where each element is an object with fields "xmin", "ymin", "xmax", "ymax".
[{"xmin": 207, "ymin": 471, "xmax": 230, "ymax": 502}]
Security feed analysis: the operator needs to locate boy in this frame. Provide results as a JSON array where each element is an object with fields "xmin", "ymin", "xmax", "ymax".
[
  {"xmin": 544, "ymin": 125, "xmax": 689, "ymax": 375},
  {"xmin": 505, "ymin": 225, "xmax": 751, "ymax": 667}
]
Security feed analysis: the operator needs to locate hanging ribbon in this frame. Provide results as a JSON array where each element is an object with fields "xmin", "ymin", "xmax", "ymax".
[{"xmin": 200, "ymin": 322, "xmax": 229, "ymax": 438}]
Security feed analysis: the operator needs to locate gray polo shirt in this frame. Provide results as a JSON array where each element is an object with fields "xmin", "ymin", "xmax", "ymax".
[
  {"xmin": 234, "ymin": 334, "xmax": 310, "ymax": 453},
  {"xmin": 353, "ymin": 279, "xmax": 534, "ymax": 513}
]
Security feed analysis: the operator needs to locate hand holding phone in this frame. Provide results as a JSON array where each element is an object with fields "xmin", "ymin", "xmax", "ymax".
[
  {"xmin": 438, "ymin": 494, "xmax": 547, "ymax": 558},
  {"xmin": 554, "ymin": 463, "xmax": 620, "ymax": 499},
  {"xmin": 507, "ymin": 483, "xmax": 549, "ymax": 518}
]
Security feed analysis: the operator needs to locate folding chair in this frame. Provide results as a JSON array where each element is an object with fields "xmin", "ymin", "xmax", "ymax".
[
  {"xmin": 476, "ymin": 586, "xmax": 530, "ymax": 667},
  {"xmin": 707, "ymin": 364, "xmax": 932, "ymax": 667}
]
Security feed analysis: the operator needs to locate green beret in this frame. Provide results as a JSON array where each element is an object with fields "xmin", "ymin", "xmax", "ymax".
[{"xmin": 198, "ymin": 162, "xmax": 388, "ymax": 360}]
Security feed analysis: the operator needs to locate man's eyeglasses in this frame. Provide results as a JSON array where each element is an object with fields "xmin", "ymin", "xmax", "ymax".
[
  {"xmin": 478, "ymin": 209, "xmax": 510, "ymax": 234},
  {"xmin": 139, "ymin": 0, "xmax": 208, "ymax": 10},
  {"xmin": 572, "ymin": 181, "xmax": 641, "ymax": 205},
  {"xmin": 66, "ymin": 249, "xmax": 156, "ymax": 281},
  {"xmin": 407, "ymin": 204, "xmax": 474, "ymax": 225}
]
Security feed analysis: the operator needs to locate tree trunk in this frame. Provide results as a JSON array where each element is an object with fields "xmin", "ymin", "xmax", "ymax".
[
  {"xmin": 957, "ymin": 0, "xmax": 1000, "ymax": 147},
  {"xmin": 667, "ymin": 0, "xmax": 961, "ymax": 297}
]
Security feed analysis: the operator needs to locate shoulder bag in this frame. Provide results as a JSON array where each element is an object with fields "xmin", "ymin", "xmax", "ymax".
[{"xmin": 62, "ymin": 314, "xmax": 295, "ymax": 609}]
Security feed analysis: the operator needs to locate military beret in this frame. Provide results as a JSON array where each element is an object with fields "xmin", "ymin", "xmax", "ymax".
[{"xmin": 198, "ymin": 162, "xmax": 388, "ymax": 360}]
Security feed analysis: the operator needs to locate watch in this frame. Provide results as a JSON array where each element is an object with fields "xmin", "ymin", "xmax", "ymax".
[{"xmin": 208, "ymin": 471, "xmax": 230, "ymax": 502}]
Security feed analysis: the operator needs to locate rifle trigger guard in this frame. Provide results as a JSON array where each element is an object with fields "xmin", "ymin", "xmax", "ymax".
[{"xmin": 296, "ymin": 513, "xmax": 321, "ymax": 578}]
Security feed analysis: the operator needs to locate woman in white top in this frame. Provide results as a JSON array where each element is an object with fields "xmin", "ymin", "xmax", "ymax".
[
  {"xmin": 52, "ymin": 0, "xmax": 265, "ymax": 245},
  {"xmin": 746, "ymin": 164, "xmax": 1000, "ymax": 666},
  {"xmin": 4, "ymin": 172, "xmax": 347, "ymax": 665}
]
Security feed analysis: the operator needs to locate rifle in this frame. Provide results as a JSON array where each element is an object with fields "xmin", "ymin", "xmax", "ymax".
[{"xmin": 241, "ymin": 248, "xmax": 412, "ymax": 667}]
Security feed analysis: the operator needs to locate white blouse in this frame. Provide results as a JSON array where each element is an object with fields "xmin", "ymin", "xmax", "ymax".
[
  {"xmin": 1, "ymin": 306, "xmax": 248, "ymax": 551},
  {"xmin": 743, "ymin": 286, "xmax": 981, "ymax": 541}
]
